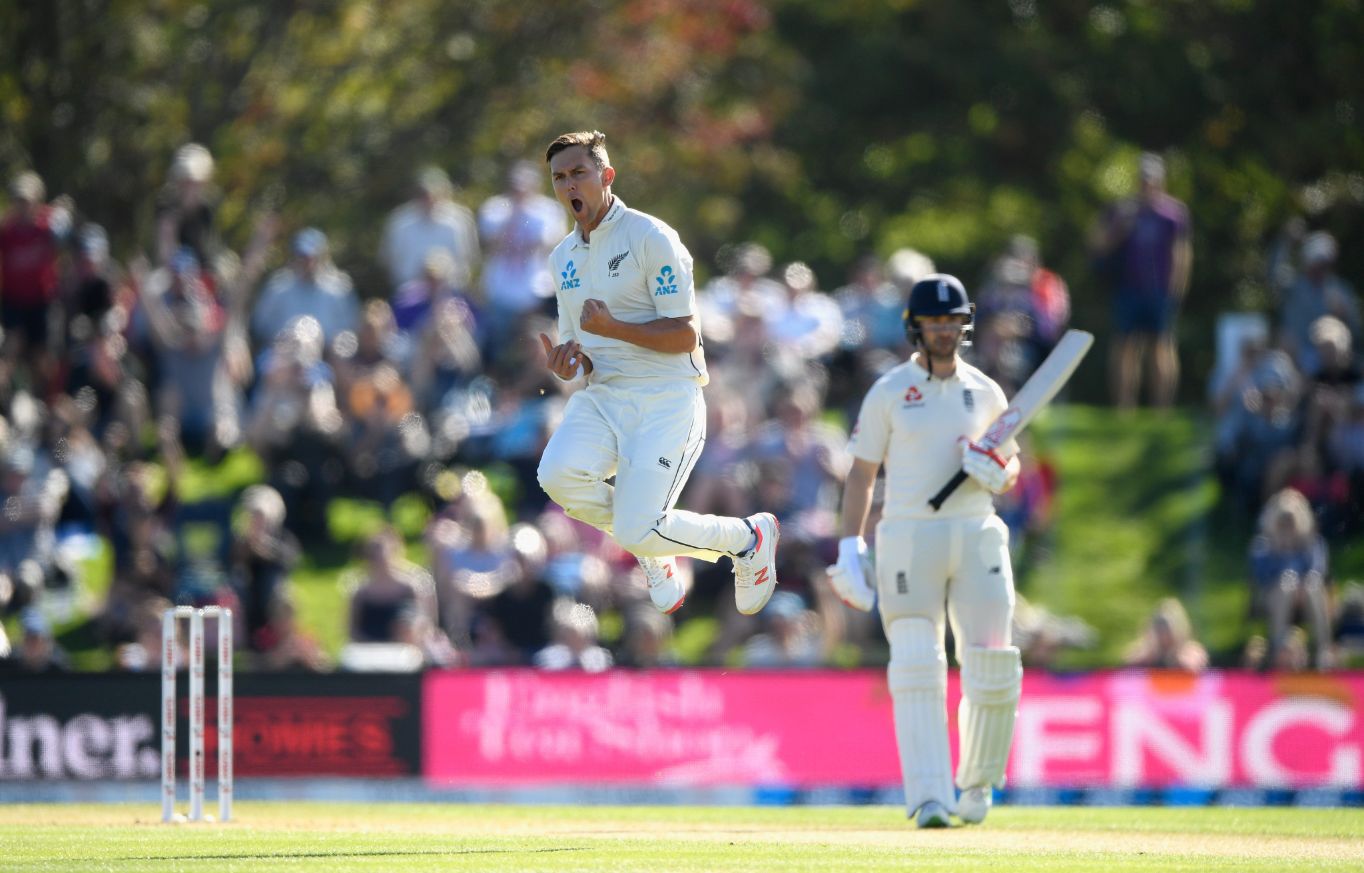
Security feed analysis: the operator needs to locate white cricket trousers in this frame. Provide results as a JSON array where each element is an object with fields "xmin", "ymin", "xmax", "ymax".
[
  {"xmin": 537, "ymin": 378, "xmax": 753, "ymax": 562},
  {"xmin": 877, "ymin": 513, "xmax": 1020, "ymax": 812},
  {"xmin": 875, "ymin": 514, "xmax": 1015, "ymax": 649}
]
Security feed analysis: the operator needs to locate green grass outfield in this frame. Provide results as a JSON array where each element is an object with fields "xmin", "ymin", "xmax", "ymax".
[{"xmin": 2, "ymin": 803, "xmax": 1363, "ymax": 872}]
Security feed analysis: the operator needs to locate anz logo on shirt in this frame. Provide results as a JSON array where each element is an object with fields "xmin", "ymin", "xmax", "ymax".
[
  {"xmin": 654, "ymin": 265, "xmax": 678, "ymax": 296},
  {"xmin": 560, "ymin": 261, "xmax": 580, "ymax": 291}
]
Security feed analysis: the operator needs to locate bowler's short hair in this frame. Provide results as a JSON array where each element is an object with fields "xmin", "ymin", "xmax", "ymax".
[{"xmin": 545, "ymin": 130, "xmax": 610, "ymax": 170}]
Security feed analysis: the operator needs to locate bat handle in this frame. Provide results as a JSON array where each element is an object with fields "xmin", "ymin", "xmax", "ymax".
[{"xmin": 928, "ymin": 470, "xmax": 969, "ymax": 511}]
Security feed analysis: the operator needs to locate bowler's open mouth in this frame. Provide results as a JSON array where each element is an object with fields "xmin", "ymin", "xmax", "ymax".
[{"xmin": 571, "ymin": 197, "xmax": 583, "ymax": 213}]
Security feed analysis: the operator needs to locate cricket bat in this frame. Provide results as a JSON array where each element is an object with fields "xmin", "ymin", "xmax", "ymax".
[{"xmin": 927, "ymin": 328, "xmax": 1094, "ymax": 511}]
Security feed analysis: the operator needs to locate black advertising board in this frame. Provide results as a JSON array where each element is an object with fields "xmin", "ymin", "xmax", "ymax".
[{"xmin": 0, "ymin": 673, "xmax": 422, "ymax": 781}]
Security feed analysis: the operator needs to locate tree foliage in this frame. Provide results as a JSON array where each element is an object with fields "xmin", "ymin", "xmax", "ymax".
[{"xmin": 2, "ymin": 0, "xmax": 1360, "ymax": 399}]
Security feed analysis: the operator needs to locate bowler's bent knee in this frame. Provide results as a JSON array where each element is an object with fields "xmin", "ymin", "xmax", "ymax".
[
  {"xmin": 536, "ymin": 457, "xmax": 566, "ymax": 506},
  {"xmin": 537, "ymin": 451, "xmax": 586, "ymax": 510},
  {"xmin": 613, "ymin": 515, "xmax": 667, "ymax": 558}
]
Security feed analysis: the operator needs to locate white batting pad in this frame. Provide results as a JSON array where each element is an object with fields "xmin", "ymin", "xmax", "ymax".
[
  {"xmin": 887, "ymin": 617, "xmax": 956, "ymax": 815},
  {"xmin": 955, "ymin": 645, "xmax": 1023, "ymax": 790}
]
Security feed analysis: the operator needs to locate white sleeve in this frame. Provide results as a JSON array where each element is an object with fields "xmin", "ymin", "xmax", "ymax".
[
  {"xmin": 847, "ymin": 380, "xmax": 892, "ymax": 464},
  {"xmin": 640, "ymin": 226, "xmax": 695, "ymax": 319}
]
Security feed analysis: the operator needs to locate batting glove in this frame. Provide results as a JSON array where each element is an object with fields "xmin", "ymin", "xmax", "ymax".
[
  {"xmin": 962, "ymin": 441, "xmax": 1011, "ymax": 494},
  {"xmin": 828, "ymin": 536, "xmax": 875, "ymax": 612}
]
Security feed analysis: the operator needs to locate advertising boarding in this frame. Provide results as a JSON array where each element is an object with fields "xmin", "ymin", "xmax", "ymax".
[{"xmin": 424, "ymin": 670, "xmax": 1364, "ymax": 789}]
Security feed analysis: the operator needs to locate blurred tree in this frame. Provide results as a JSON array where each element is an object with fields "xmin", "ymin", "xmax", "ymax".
[{"xmin": 1, "ymin": 0, "xmax": 1361, "ymax": 401}]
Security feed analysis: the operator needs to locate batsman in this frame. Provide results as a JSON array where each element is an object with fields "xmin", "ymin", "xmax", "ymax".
[{"xmin": 830, "ymin": 273, "xmax": 1023, "ymax": 828}]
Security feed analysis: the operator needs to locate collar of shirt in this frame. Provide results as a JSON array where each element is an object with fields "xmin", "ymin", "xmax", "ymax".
[
  {"xmin": 910, "ymin": 354, "xmax": 965, "ymax": 385},
  {"xmin": 569, "ymin": 197, "xmax": 627, "ymax": 250}
]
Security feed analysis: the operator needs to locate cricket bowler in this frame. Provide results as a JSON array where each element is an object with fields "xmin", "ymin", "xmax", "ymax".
[{"xmin": 536, "ymin": 130, "xmax": 779, "ymax": 616}]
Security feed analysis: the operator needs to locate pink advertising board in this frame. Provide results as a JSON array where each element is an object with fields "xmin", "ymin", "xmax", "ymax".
[{"xmin": 423, "ymin": 670, "xmax": 1364, "ymax": 788}]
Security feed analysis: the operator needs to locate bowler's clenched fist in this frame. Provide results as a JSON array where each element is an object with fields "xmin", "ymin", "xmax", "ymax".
[
  {"xmin": 539, "ymin": 333, "xmax": 586, "ymax": 380},
  {"xmin": 580, "ymin": 298, "xmax": 616, "ymax": 336}
]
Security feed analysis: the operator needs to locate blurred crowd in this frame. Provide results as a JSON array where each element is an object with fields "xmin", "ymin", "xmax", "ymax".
[
  {"xmin": 1206, "ymin": 220, "xmax": 1364, "ymax": 671},
  {"xmin": 0, "ymin": 145, "xmax": 1356, "ymax": 676}
]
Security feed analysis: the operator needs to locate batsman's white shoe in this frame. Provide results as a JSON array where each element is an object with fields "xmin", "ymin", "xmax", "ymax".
[
  {"xmin": 638, "ymin": 556, "xmax": 685, "ymax": 614},
  {"xmin": 956, "ymin": 786, "xmax": 992, "ymax": 824},
  {"xmin": 915, "ymin": 800, "xmax": 952, "ymax": 829},
  {"xmin": 732, "ymin": 513, "xmax": 779, "ymax": 615}
]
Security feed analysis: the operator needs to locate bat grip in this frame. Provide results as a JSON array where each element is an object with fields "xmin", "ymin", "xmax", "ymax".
[{"xmin": 928, "ymin": 470, "xmax": 969, "ymax": 511}]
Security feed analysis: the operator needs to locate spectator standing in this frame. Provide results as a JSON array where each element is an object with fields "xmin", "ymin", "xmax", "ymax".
[
  {"xmin": 974, "ymin": 235, "xmax": 1071, "ymax": 395},
  {"xmin": 63, "ymin": 224, "xmax": 123, "ymax": 344},
  {"xmin": 764, "ymin": 262, "xmax": 843, "ymax": 362},
  {"xmin": 333, "ymin": 301, "xmax": 427, "ymax": 505},
  {"xmin": 834, "ymin": 254, "xmax": 910, "ymax": 353},
  {"xmin": 746, "ymin": 380, "xmax": 847, "ymax": 529},
  {"xmin": 380, "ymin": 166, "xmax": 480, "ymax": 294},
  {"xmin": 1219, "ymin": 350, "xmax": 1302, "ymax": 506},
  {"xmin": 251, "ymin": 228, "xmax": 359, "ymax": 348},
  {"xmin": 0, "ymin": 439, "xmax": 66, "ymax": 605},
  {"xmin": 1279, "ymin": 231, "xmax": 1362, "ymax": 375},
  {"xmin": 60, "ymin": 227, "xmax": 145, "ymax": 443},
  {"xmin": 1, "ymin": 172, "xmax": 70, "ymax": 393},
  {"xmin": 155, "ymin": 143, "xmax": 219, "ymax": 268},
  {"xmin": 828, "ymin": 250, "xmax": 930, "ymax": 422},
  {"xmin": 244, "ymin": 316, "xmax": 345, "ymax": 543},
  {"xmin": 477, "ymin": 160, "xmax": 566, "ymax": 346},
  {"xmin": 697, "ymin": 241, "xmax": 787, "ymax": 358},
  {"xmin": 409, "ymin": 298, "xmax": 483, "ymax": 423},
  {"xmin": 137, "ymin": 248, "xmax": 240, "ymax": 457},
  {"xmin": 1091, "ymin": 153, "xmax": 1192, "ymax": 409}
]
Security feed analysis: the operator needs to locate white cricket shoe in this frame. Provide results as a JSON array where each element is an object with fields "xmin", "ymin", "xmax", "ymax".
[
  {"xmin": 638, "ymin": 556, "xmax": 685, "ymax": 614},
  {"xmin": 915, "ymin": 800, "xmax": 952, "ymax": 829},
  {"xmin": 732, "ymin": 513, "xmax": 779, "ymax": 615},
  {"xmin": 956, "ymin": 786, "xmax": 992, "ymax": 824}
]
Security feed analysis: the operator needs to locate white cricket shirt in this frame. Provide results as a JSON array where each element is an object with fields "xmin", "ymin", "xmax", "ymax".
[
  {"xmin": 848, "ymin": 355, "xmax": 1016, "ymax": 520},
  {"xmin": 548, "ymin": 198, "xmax": 708, "ymax": 385}
]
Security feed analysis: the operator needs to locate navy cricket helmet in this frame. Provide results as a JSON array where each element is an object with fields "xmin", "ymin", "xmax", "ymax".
[{"xmin": 903, "ymin": 273, "xmax": 974, "ymax": 345}]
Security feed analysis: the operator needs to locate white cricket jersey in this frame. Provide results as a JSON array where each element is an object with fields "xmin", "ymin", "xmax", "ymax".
[
  {"xmin": 848, "ymin": 356, "xmax": 1017, "ymax": 520},
  {"xmin": 548, "ymin": 198, "xmax": 708, "ymax": 385}
]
